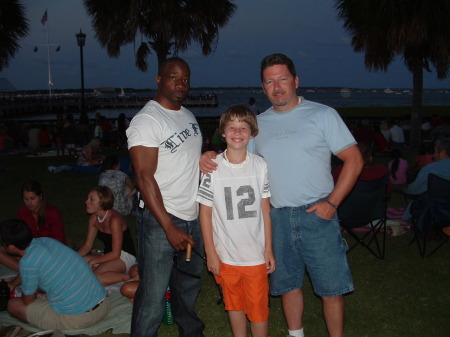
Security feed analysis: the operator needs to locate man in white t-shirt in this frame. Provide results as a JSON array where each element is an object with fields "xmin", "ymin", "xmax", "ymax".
[
  {"xmin": 126, "ymin": 57, "xmax": 204, "ymax": 337},
  {"xmin": 389, "ymin": 121, "xmax": 406, "ymax": 146}
]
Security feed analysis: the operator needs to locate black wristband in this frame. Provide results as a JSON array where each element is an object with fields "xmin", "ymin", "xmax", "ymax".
[{"xmin": 326, "ymin": 199, "xmax": 337, "ymax": 209}]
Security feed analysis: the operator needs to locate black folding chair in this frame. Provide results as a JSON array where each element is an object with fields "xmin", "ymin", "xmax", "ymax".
[
  {"xmin": 338, "ymin": 174, "xmax": 389, "ymax": 259},
  {"xmin": 409, "ymin": 173, "xmax": 450, "ymax": 257}
]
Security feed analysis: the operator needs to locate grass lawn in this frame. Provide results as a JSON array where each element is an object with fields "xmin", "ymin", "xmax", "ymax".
[{"xmin": 0, "ymin": 149, "xmax": 448, "ymax": 337}]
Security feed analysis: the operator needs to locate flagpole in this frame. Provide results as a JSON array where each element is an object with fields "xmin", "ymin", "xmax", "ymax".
[
  {"xmin": 37, "ymin": 9, "xmax": 60, "ymax": 108},
  {"xmin": 45, "ymin": 11, "xmax": 53, "ymax": 98}
]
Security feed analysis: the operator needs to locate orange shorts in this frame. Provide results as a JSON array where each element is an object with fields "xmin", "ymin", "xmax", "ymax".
[{"xmin": 214, "ymin": 262, "xmax": 269, "ymax": 322}]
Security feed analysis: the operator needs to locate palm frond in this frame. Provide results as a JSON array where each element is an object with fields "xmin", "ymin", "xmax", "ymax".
[{"xmin": 0, "ymin": 0, "xmax": 29, "ymax": 70}]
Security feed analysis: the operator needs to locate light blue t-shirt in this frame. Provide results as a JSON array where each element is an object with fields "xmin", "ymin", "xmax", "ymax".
[
  {"xmin": 406, "ymin": 158, "xmax": 450, "ymax": 195},
  {"xmin": 20, "ymin": 238, "xmax": 106, "ymax": 315},
  {"xmin": 249, "ymin": 97, "xmax": 356, "ymax": 208}
]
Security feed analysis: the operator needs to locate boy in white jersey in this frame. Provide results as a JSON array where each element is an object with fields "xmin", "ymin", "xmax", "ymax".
[{"xmin": 197, "ymin": 105, "xmax": 275, "ymax": 337}]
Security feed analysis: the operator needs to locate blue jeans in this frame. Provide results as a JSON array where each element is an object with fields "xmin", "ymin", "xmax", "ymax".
[
  {"xmin": 270, "ymin": 203, "xmax": 354, "ymax": 298},
  {"xmin": 131, "ymin": 209, "xmax": 205, "ymax": 337}
]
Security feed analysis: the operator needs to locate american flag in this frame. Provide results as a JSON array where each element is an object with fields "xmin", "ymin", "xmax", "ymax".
[{"xmin": 40, "ymin": 10, "xmax": 47, "ymax": 26}]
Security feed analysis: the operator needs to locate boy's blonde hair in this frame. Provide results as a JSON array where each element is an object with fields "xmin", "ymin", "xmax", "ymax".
[{"xmin": 218, "ymin": 104, "xmax": 259, "ymax": 137}]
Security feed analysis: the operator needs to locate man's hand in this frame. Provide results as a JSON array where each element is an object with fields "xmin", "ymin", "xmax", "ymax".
[
  {"xmin": 200, "ymin": 151, "xmax": 218, "ymax": 174},
  {"xmin": 164, "ymin": 225, "xmax": 195, "ymax": 251},
  {"xmin": 306, "ymin": 200, "xmax": 336, "ymax": 220}
]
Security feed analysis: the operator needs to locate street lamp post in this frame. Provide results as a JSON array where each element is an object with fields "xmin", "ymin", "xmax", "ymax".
[{"xmin": 76, "ymin": 29, "xmax": 86, "ymax": 112}]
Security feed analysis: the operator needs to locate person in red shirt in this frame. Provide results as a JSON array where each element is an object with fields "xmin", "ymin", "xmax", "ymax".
[
  {"xmin": 17, "ymin": 180, "xmax": 67, "ymax": 244},
  {"xmin": 333, "ymin": 142, "xmax": 388, "ymax": 183},
  {"xmin": 408, "ymin": 141, "xmax": 435, "ymax": 182},
  {"xmin": 38, "ymin": 125, "xmax": 51, "ymax": 149},
  {"xmin": 1, "ymin": 181, "xmax": 67, "ymax": 271}
]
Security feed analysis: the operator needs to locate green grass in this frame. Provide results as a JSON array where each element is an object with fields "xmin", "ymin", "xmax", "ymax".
[{"xmin": 0, "ymin": 150, "xmax": 448, "ymax": 337}]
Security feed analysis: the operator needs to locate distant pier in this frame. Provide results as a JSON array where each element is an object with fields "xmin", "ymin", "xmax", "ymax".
[{"xmin": 0, "ymin": 93, "xmax": 218, "ymax": 119}]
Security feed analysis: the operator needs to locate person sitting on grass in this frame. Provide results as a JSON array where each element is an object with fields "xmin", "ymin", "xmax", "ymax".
[
  {"xmin": 120, "ymin": 264, "xmax": 139, "ymax": 303},
  {"xmin": 99, "ymin": 155, "xmax": 136, "ymax": 216},
  {"xmin": 0, "ymin": 219, "xmax": 110, "ymax": 331},
  {"xmin": 1, "ymin": 180, "xmax": 66, "ymax": 272},
  {"xmin": 0, "ymin": 126, "xmax": 14, "ymax": 153},
  {"xmin": 77, "ymin": 186, "xmax": 137, "ymax": 286},
  {"xmin": 333, "ymin": 142, "xmax": 388, "ymax": 183},
  {"xmin": 388, "ymin": 148, "xmax": 409, "ymax": 186},
  {"xmin": 408, "ymin": 141, "xmax": 435, "ymax": 183},
  {"xmin": 48, "ymin": 137, "xmax": 105, "ymax": 173},
  {"xmin": 402, "ymin": 138, "xmax": 450, "ymax": 221},
  {"xmin": 197, "ymin": 105, "xmax": 275, "ymax": 337},
  {"xmin": 17, "ymin": 180, "xmax": 67, "ymax": 245}
]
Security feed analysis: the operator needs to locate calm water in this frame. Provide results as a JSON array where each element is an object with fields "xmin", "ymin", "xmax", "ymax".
[{"xmin": 17, "ymin": 87, "xmax": 450, "ymax": 121}]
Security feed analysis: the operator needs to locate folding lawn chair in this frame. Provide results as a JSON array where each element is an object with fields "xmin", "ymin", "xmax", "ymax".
[
  {"xmin": 338, "ymin": 174, "xmax": 389, "ymax": 259},
  {"xmin": 409, "ymin": 173, "xmax": 450, "ymax": 257}
]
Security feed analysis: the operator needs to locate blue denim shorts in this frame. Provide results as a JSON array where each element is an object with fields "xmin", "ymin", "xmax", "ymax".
[{"xmin": 270, "ymin": 203, "xmax": 354, "ymax": 297}]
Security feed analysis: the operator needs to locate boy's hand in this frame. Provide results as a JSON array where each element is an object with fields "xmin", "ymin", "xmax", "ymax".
[
  {"xmin": 200, "ymin": 151, "xmax": 218, "ymax": 174},
  {"xmin": 206, "ymin": 251, "xmax": 221, "ymax": 276},
  {"xmin": 265, "ymin": 250, "xmax": 276, "ymax": 274}
]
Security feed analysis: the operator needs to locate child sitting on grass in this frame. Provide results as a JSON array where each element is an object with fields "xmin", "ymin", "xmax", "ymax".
[
  {"xmin": 99, "ymin": 155, "xmax": 136, "ymax": 216},
  {"xmin": 197, "ymin": 105, "xmax": 275, "ymax": 337},
  {"xmin": 388, "ymin": 148, "xmax": 409, "ymax": 185}
]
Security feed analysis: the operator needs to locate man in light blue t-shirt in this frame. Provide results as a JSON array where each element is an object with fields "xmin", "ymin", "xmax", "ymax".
[
  {"xmin": 255, "ymin": 53, "xmax": 363, "ymax": 337},
  {"xmin": 0, "ymin": 219, "xmax": 109, "ymax": 331},
  {"xmin": 402, "ymin": 138, "xmax": 450, "ymax": 221},
  {"xmin": 201, "ymin": 54, "xmax": 363, "ymax": 337},
  {"xmin": 406, "ymin": 138, "xmax": 450, "ymax": 195}
]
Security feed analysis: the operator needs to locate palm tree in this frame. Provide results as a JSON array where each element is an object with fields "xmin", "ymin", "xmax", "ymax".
[
  {"xmin": 0, "ymin": 0, "xmax": 29, "ymax": 71},
  {"xmin": 335, "ymin": 0, "xmax": 450, "ymax": 148},
  {"xmin": 83, "ymin": 0, "xmax": 236, "ymax": 71}
]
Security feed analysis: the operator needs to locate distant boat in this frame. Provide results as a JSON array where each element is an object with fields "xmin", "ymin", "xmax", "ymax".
[
  {"xmin": 118, "ymin": 88, "xmax": 126, "ymax": 97},
  {"xmin": 384, "ymin": 88, "xmax": 394, "ymax": 94}
]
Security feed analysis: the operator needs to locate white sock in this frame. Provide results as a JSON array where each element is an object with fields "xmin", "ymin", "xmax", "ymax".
[{"xmin": 288, "ymin": 328, "xmax": 304, "ymax": 337}]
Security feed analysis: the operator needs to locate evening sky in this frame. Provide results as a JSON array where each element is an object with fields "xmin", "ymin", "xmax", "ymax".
[{"xmin": 1, "ymin": 0, "xmax": 449, "ymax": 91}]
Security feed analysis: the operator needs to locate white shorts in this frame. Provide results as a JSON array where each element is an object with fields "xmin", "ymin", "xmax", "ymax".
[{"xmin": 120, "ymin": 250, "xmax": 136, "ymax": 272}]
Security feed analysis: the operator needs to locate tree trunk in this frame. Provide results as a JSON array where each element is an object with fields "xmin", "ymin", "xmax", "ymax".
[
  {"xmin": 151, "ymin": 38, "xmax": 173, "ymax": 71},
  {"xmin": 409, "ymin": 65, "xmax": 423, "ymax": 149}
]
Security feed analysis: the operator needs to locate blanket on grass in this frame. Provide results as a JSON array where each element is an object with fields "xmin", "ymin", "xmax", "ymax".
[
  {"xmin": 0, "ymin": 293, "xmax": 132, "ymax": 336},
  {"xmin": 0, "ymin": 266, "xmax": 132, "ymax": 335}
]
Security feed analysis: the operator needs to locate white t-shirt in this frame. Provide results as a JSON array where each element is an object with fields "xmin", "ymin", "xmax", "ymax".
[
  {"xmin": 389, "ymin": 124, "xmax": 405, "ymax": 143},
  {"xmin": 197, "ymin": 152, "xmax": 270, "ymax": 266},
  {"xmin": 127, "ymin": 100, "xmax": 202, "ymax": 221}
]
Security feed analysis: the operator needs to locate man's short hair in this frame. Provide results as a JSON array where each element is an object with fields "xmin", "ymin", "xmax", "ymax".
[
  {"xmin": 158, "ymin": 57, "xmax": 190, "ymax": 76},
  {"xmin": 260, "ymin": 53, "xmax": 296, "ymax": 81},
  {"xmin": 0, "ymin": 219, "xmax": 33, "ymax": 250},
  {"xmin": 436, "ymin": 138, "xmax": 450, "ymax": 156},
  {"xmin": 91, "ymin": 186, "xmax": 115, "ymax": 211},
  {"xmin": 219, "ymin": 104, "xmax": 259, "ymax": 137}
]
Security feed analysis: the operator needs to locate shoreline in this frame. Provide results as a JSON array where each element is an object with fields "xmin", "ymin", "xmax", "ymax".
[{"xmin": 2, "ymin": 105, "xmax": 450, "ymax": 122}]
